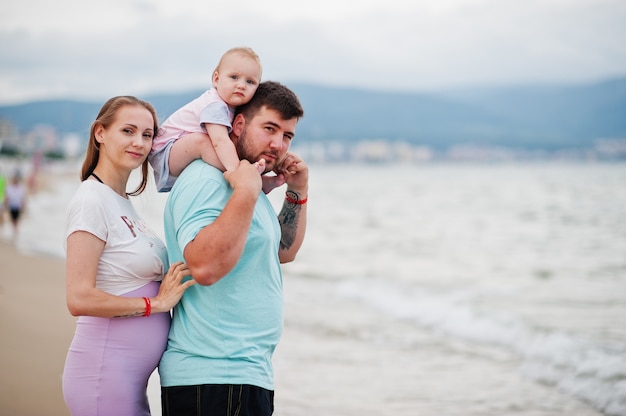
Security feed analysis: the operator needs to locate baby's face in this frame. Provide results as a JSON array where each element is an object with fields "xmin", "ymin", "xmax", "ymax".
[{"xmin": 213, "ymin": 54, "xmax": 261, "ymax": 107}]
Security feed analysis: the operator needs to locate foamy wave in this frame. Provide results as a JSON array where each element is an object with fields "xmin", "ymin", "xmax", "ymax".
[{"xmin": 338, "ymin": 280, "xmax": 626, "ymax": 416}]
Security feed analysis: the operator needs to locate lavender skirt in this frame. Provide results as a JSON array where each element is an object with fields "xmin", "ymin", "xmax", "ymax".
[{"xmin": 62, "ymin": 281, "xmax": 170, "ymax": 416}]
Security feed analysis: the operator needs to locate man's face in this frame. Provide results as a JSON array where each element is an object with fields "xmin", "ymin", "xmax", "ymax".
[{"xmin": 233, "ymin": 106, "xmax": 297, "ymax": 172}]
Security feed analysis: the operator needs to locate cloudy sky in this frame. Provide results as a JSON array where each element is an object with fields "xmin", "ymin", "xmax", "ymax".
[{"xmin": 1, "ymin": 0, "xmax": 625, "ymax": 104}]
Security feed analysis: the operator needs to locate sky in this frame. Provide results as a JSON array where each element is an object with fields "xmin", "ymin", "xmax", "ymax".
[{"xmin": 1, "ymin": 0, "xmax": 625, "ymax": 104}]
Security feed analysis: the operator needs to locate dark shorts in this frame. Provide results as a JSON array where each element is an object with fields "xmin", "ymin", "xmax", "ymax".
[
  {"xmin": 161, "ymin": 384, "xmax": 274, "ymax": 416},
  {"xmin": 9, "ymin": 208, "xmax": 21, "ymax": 222}
]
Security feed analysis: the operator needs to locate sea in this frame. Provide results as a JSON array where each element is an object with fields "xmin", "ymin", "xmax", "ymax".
[{"xmin": 2, "ymin": 159, "xmax": 625, "ymax": 416}]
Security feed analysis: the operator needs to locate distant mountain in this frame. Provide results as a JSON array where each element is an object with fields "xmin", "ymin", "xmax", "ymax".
[
  {"xmin": 1, "ymin": 78, "xmax": 625, "ymax": 151},
  {"xmin": 436, "ymin": 78, "xmax": 626, "ymax": 148}
]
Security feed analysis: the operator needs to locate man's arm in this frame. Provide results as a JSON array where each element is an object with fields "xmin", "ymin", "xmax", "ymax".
[
  {"xmin": 277, "ymin": 153, "xmax": 308, "ymax": 263},
  {"xmin": 183, "ymin": 160, "xmax": 262, "ymax": 285}
]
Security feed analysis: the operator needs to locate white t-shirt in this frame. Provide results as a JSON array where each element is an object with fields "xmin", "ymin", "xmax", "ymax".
[
  {"xmin": 65, "ymin": 180, "xmax": 168, "ymax": 296},
  {"xmin": 5, "ymin": 182, "xmax": 26, "ymax": 209}
]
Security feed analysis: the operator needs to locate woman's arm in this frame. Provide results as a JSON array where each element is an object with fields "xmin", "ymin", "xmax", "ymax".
[{"xmin": 65, "ymin": 231, "xmax": 194, "ymax": 317}]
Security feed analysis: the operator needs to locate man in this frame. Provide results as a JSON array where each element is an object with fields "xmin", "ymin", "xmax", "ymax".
[{"xmin": 159, "ymin": 81, "xmax": 307, "ymax": 415}]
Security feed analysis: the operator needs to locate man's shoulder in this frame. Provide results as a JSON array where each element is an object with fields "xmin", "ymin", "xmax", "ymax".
[
  {"xmin": 168, "ymin": 160, "xmax": 230, "ymax": 210},
  {"xmin": 176, "ymin": 160, "xmax": 224, "ymax": 185}
]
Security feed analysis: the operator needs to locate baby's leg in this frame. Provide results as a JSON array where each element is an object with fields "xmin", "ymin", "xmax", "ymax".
[{"xmin": 168, "ymin": 133, "xmax": 223, "ymax": 176}]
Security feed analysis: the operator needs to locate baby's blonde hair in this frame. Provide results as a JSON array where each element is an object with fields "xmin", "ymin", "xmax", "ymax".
[{"xmin": 213, "ymin": 46, "xmax": 262, "ymax": 77}]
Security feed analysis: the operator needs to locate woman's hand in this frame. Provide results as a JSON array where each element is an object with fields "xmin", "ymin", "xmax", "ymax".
[{"xmin": 151, "ymin": 262, "xmax": 196, "ymax": 313}]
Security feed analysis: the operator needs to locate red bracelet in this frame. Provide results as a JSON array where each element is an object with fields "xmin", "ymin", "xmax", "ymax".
[
  {"xmin": 285, "ymin": 193, "xmax": 308, "ymax": 205},
  {"xmin": 142, "ymin": 297, "xmax": 151, "ymax": 317}
]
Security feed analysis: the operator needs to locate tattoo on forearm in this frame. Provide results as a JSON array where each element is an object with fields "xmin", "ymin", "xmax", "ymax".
[
  {"xmin": 279, "ymin": 191, "xmax": 301, "ymax": 250},
  {"xmin": 113, "ymin": 311, "xmax": 144, "ymax": 318}
]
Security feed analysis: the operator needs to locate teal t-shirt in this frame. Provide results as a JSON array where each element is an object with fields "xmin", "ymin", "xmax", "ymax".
[{"xmin": 159, "ymin": 160, "xmax": 283, "ymax": 390}]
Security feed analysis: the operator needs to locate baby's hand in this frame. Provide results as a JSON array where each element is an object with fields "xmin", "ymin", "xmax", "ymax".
[
  {"xmin": 255, "ymin": 158, "xmax": 266, "ymax": 174},
  {"xmin": 224, "ymin": 160, "xmax": 263, "ymax": 196}
]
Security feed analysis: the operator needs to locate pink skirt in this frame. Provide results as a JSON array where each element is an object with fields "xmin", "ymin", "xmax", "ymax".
[{"xmin": 62, "ymin": 281, "xmax": 170, "ymax": 416}]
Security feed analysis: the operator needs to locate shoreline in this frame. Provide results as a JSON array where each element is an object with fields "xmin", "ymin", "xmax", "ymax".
[{"xmin": 0, "ymin": 241, "xmax": 605, "ymax": 416}]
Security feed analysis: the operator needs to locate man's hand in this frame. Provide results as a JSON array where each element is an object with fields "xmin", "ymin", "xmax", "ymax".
[{"xmin": 276, "ymin": 152, "xmax": 308, "ymax": 196}]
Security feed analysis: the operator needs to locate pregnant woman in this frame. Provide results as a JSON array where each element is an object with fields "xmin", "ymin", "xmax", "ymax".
[{"xmin": 62, "ymin": 96, "xmax": 195, "ymax": 416}]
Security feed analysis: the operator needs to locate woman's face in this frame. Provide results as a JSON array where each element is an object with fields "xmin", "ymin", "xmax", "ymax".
[{"xmin": 96, "ymin": 104, "xmax": 155, "ymax": 172}]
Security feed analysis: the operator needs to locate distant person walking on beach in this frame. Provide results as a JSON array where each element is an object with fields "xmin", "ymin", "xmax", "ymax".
[
  {"xmin": 159, "ymin": 81, "xmax": 308, "ymax": 415},
  {"xmin": 62, "ymin": 96, "xmax": 196, "ymax": 416},
  {"xmin": 0, "ymin": 169, "xmax": 6, "ymax": 226},
  {"xmin": 149, "ymin": 46, "xmax": 283, "ymax": 194},
  {"xmin": 4, "ymin": 170, "xmax": 27, "ymax": 241}
]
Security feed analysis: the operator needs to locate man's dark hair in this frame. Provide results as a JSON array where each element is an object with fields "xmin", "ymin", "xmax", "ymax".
[{"xmin": 235, "ymin": 81, "xmax": 304, "ymax": 120}]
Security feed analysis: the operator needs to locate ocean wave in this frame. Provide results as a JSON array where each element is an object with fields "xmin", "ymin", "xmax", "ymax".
[{"xmin": 338, "ymin": 279, "xmax": 626, "ymax": 416}]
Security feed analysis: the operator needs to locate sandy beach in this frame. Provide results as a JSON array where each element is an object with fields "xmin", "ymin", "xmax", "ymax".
[{"xmin": 0, "ymin": 240, "xmax": 74, "ymax": 415}]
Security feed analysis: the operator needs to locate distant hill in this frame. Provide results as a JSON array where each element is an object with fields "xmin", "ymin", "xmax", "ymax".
[{"xmin": 1, "ymin": 78, "xmax": 625, "ymax": 151}]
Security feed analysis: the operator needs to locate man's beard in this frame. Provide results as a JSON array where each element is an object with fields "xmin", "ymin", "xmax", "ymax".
[{"xmin": 235, "ymin": 126, "xmax": 278, "ymax": 173}]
